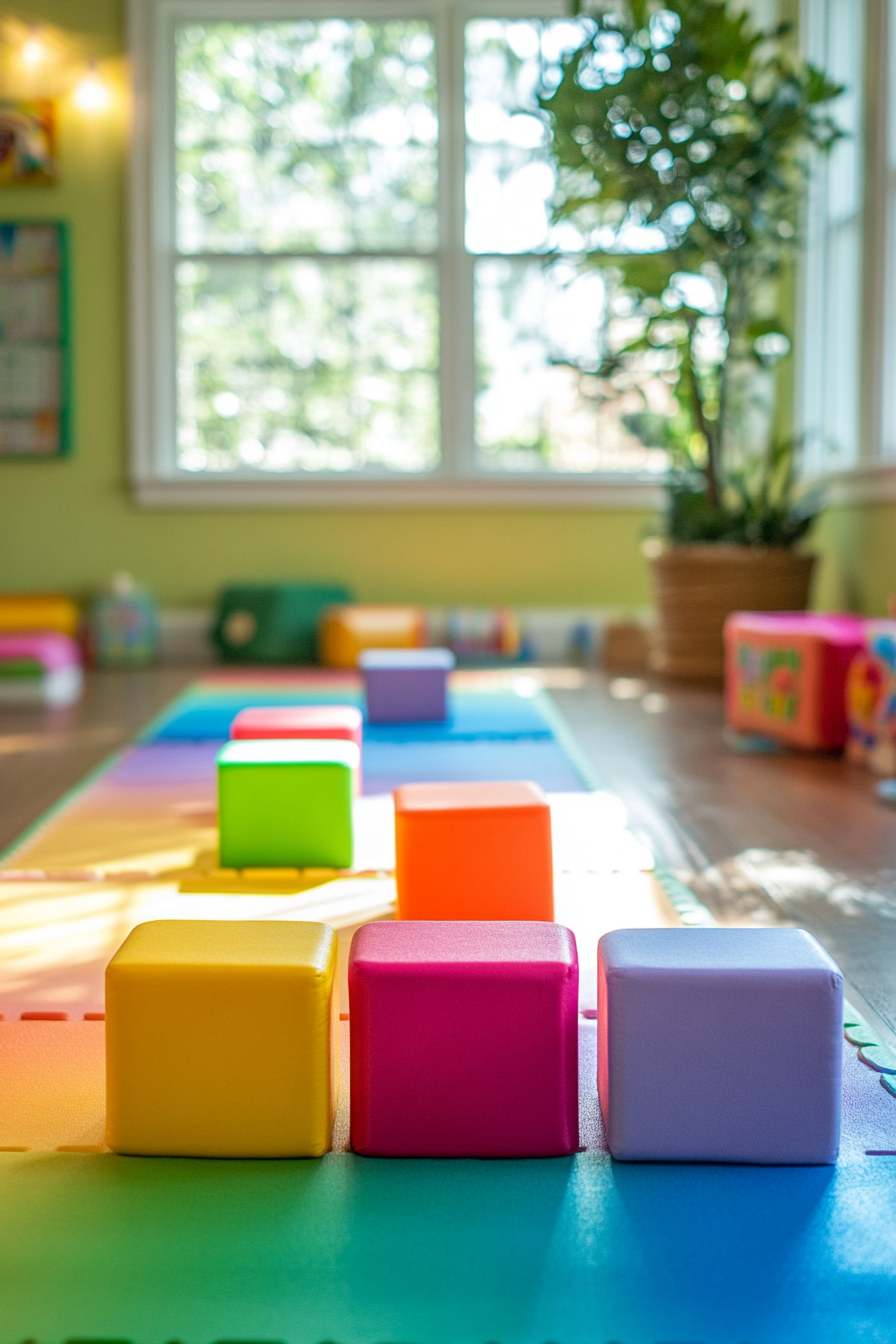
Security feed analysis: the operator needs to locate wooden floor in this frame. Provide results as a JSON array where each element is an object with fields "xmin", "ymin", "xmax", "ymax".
[{"xmin": 1, "ymin": 666, "xmax": 894, "ymax": 1036}]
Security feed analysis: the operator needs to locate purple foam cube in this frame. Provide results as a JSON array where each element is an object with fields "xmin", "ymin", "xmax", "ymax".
[
  {"xmin": 598, "ymin": 928, "xmax": 843, "ymax": 1164},
  {"xmin": 349, "ymin": 921, "xmax": 579, "ymax": 1157},
  {"xmin": 360, "ymin": 647, "xmax": 455, "ymax": 724}
]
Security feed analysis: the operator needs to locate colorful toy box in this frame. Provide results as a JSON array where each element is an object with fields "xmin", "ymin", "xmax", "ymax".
[
  {"xmin": 86, "ymin": 574, "xmax": 158, "ymax": 668},
  {"xmin": 846, "ymin": 622, "xmax": 896, "ymax": 775},
  {"xmin": 0, "ymin": 631, "xmax": 82, "ymax": 705},
  {"xmin": 318, "ymin": 605, "xmax": 425, "ymax": 668},
  {"xmin": 724, "ymin": 612, "xmax": 865, "ymax": 749}
]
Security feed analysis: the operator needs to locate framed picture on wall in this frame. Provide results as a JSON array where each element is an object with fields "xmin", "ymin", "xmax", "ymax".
[
  {"xmin": 0, "ymin": 101, "xmax": 59, "ymax": 185},
  {"xmin": 0, "ymin": 221, "xmax": 71, "ymax": 458}
]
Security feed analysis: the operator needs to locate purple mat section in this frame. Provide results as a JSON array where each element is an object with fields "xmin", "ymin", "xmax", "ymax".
[{"xmin": 106, "ymin": 738, "xmax": 589, "ymax": 794}]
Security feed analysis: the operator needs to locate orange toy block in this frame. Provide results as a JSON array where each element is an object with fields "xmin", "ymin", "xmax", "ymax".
[
  {"xmin": 394, "ymin": 781, "xmax": 554, "ymax": 921},
  {"xmin": 319, "ymin": 605, "xmax": 425, "ymax": 669}
]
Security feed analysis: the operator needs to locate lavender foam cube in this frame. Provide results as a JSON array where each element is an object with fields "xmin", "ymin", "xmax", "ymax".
[
  {"xmin": 360, "ymin": 647, "xmax": 455, "ymax": 724},
  {"xmin": 598, "ymin": 928, "xmax": 843, "ymax": 1164}
]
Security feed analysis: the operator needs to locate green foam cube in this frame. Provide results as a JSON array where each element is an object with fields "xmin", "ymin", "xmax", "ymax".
[{"xmin": 217, "ymin": 739, "xmax": 357, "ymax": 868}]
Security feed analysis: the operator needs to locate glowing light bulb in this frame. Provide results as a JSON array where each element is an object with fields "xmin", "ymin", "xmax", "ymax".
[
  {"xmin": 74, "ymin": 63, "xmax": 110, "ymax": 112},
  {"xmin": 21, "ymin": 28, "xmax": 46, "ymax": 68}
]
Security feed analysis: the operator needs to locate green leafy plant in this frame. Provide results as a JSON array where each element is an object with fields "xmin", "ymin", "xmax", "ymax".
[{"xmin": 541, "ymin": 0, "xmax": 843, "ymax": 544}]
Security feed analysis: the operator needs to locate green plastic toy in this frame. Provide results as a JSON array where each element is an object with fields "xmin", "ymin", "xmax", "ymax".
[
  {"xmin": 212, "ymin": 583, "xmax": 351, "ymax": 664},
  {"xmin": 217, "ymin": 739, "xmax": 357, "ymax": 868}
]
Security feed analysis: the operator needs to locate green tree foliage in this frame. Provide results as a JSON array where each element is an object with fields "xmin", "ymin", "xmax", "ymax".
[{"xmin": 541, "ymin": 0, "xmax": 843, "ymax": 544}]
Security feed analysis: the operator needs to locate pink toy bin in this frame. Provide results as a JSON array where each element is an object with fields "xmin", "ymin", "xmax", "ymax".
[
  {"xmin": 0, "ymin": 632, "xmax": 83, "ymax": 706},
  {"xmin": 348, "ymin": 920, "xmax": 579, "ymax": 1158},
  {"xmin": 724, "ymin": 612, "xmax": 865, "ymax": 750}
]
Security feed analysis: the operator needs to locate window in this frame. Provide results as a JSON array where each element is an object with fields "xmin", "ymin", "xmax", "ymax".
[
  {"xmin": 130, "ymin": 0, "xmax": 667, "ymax": 504},
  {"xmin": 797, "ymin": 0, "xmax": 865, "ymax": 479}
]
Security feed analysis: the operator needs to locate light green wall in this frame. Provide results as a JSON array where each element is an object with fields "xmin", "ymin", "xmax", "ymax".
[
  {"xmin": 0, "ymin": 0, "xmax": 656, "ymax": 611},
  {"xmin": 0, "ymin": 0, "xmax": 889, "ymax": 614},
  {"xmin": 813, "ymin": 505, "xmax": 896, "ymax": 616}
]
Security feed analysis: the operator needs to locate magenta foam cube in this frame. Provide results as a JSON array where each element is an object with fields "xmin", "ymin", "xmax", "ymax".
[
  {"xmin": 349, "ymin": 921, "xmax": 579, "ymax": 1157},
  {"xmin": 360, "ymin": 647, "xmax": 455, "ymax": 724},
  {"xmin": 598, "ymin": 928, "xmax": 843, "ymax": 1164}
]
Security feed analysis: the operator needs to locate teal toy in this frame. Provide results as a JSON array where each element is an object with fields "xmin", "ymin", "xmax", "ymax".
[
  {"xmin": 87, "ymin": 573, "xmax": 159, "ymax": 668},
  {"xmin": 212, "ymin": 582, "xmax": 351, "ymax": 664},
  {"xmin": 217, "ymin": 738, "xmax": 357, "ymax": 868}
]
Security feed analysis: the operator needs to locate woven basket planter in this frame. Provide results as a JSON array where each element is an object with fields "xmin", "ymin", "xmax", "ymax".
[{"xmin": 649, "ymin": 545, "xmax": 816, "ymax": 680}]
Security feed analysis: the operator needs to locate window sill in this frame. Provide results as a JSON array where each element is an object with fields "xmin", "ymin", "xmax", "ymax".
[
  {"xmin": 131, "ymin": 474, "xmax": 667, "ymax": 510},
  {"xmin": 825, "ymin": 461, "xmax": 896, "ymax": 506}
]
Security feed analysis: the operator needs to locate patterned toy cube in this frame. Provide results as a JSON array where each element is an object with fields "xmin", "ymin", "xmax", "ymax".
[
  {"xmin": 217, "ymin": 738, "xmax": 357, "ymax": 868},
  {"xmin": 846, "ymin": 621, "xmax": 896, "ymax": 774},
  {"xmin": 349, "ymin": 920, "xmax": 579, "ymax": 1157},
  {"xmin": 394, "ymin": 780, "xmax": 553, "ymax": 920},
  {"xmin": 106, "ymin": 920, "xmax": 338, "ymax": 1157},
  {"xmin": 724, "ymin": 612, "xmax": 865, "ymax": 749},
  {"xmin": 360, "ymin": 647, "xmax": 455, "ymax": 724},
  {"xmin": 598, "ymin": 928, "xmax": 843, "ymax": 1164}
]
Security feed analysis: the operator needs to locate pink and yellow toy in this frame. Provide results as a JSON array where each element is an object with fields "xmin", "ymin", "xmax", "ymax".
[
  {"xmin": 724, "ymin": 612, "xmax": 865, "ymax": 750},
  {"xmin": 846, "ymin": 622, "xmax": 896, "ymax": 775},
  {"xmin": 348, "ymin": 920, "xmax": 579, "ymax": 1158}
]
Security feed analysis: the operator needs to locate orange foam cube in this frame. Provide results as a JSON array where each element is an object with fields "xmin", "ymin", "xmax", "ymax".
[{"xmin": 394, "ymin": 781, "xmax": 554, "ymax": 921}]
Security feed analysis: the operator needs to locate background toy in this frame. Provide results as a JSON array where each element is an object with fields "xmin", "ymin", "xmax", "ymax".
[
  {"xmin": 361, "ymin": 646, "xmax": 455, "ymax": 724},
  {"xmin": 319, "ymin": 604, "xmax": 425, "ymax": 668},
  {"xmin": 724, "ymin": 612, "xmax": 865, "ymax": 750},
  {"xmin": 598, "ymin": 927, "xmax": 843, "ymax": 1163},
  {"xmin": 218, "ymin": 738, "xmax": 357, "ymax": 868},
  {"xmin": 0, "ymin": 591, "xmax": 78, "ymax": 636},
  {"xmin": 846, "ymin": 621, "xmax": 896, "ymax": 775},
  {"xmin": 0, "ymin": 630, "xmax": 82, "ymax": 705},
  {"xmin": 212, "ymin": 583, "xmax": 351, "ymax": 664},
  {"xmin": 394, "ymin": 780, "xmax": 553, "ymax": 920},
  {"xmin": 105, "ymin": 919, "xmax": 338, "ymax": 1157},
  {"xmin": 86, "ymin": 572, "xmax": 158, "ymax": 668},
  {"xmin": 444, "ymin": 606, "xmax": 524, "ymax": 663},
  {"xmin": 349, "ymin": 920, "xmax": 578, "ymax": 1157}
]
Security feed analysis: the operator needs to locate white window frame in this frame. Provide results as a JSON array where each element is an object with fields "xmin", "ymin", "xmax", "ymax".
[
  {"xmin": 127, "ymin": 0, "xmax": 664, "ymax": 507},
  {"xmin": 806, "ymin": 0, "xmax": 896, "ymax": 505}
]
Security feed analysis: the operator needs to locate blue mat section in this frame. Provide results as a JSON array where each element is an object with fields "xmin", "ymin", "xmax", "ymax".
[
  {"xmin": 363, "ymin": 739, "xmax": 588, "ymax": 792},
  {"xmin": 147, "ymin": 691, "xmax": 553, "ymax": 743}
]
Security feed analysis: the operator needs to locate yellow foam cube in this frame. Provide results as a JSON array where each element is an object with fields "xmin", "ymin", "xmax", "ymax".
[{"xmin": 105, "ymin": 920, "xmax": 338, "ymax": 1158}]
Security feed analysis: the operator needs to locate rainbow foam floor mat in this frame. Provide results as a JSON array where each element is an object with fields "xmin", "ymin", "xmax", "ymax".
[{"xmin": 1, "ymin": 671, "xmax": 895, "ymax": 1343}]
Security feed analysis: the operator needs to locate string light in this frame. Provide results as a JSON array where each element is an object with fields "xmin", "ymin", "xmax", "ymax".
[
  {"xmin": 73, "ymin": 61, "xmax": 110, "ymax": 112},
  {"xmin": 20, "ymin": 25, "xmax": 47, "ymax": 69}
]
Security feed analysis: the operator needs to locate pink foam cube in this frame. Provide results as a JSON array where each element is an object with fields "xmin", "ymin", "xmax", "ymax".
[
  {"xmin": 230, "ymin": 705, "xmax": 362, "ymax": 752},
  {"xmin": 349, "ymin": 921, "xmax": 579, "ymax": 1158},
  {"xmin": 230, "ymin": 705, "xmax": 363, "ymax": 790},
  {"xmin": 724, "ymin": 612, "xmax": 865, "ymax": 749}
]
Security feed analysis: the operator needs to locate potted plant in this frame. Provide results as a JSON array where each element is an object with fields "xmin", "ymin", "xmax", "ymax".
[{"xmin": 541, "ymin": 0, "xmax": 843, "ymax": 676}]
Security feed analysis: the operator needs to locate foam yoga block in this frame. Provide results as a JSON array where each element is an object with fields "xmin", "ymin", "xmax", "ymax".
[
  {"xmin": 394, "ymin": 780, "xmax": 553, "ymax": 920},
  {"xmin": 349, "ymin": 921, "xmax": 579, "ymax": 1157},
  {"xmin": 217, "ymin": 738, "xmax": 357, "ymax": 868},
  {"xmin": 597, "ymin": 928, "xmax": 843, "ymax": 1164},
  {"xmin": 360, "ymin": 647, "xmax": 455, "ymax": 724},
  {"xmin": 105, "ymin": 920, "xmax": 338, "ymax": 1157}
]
